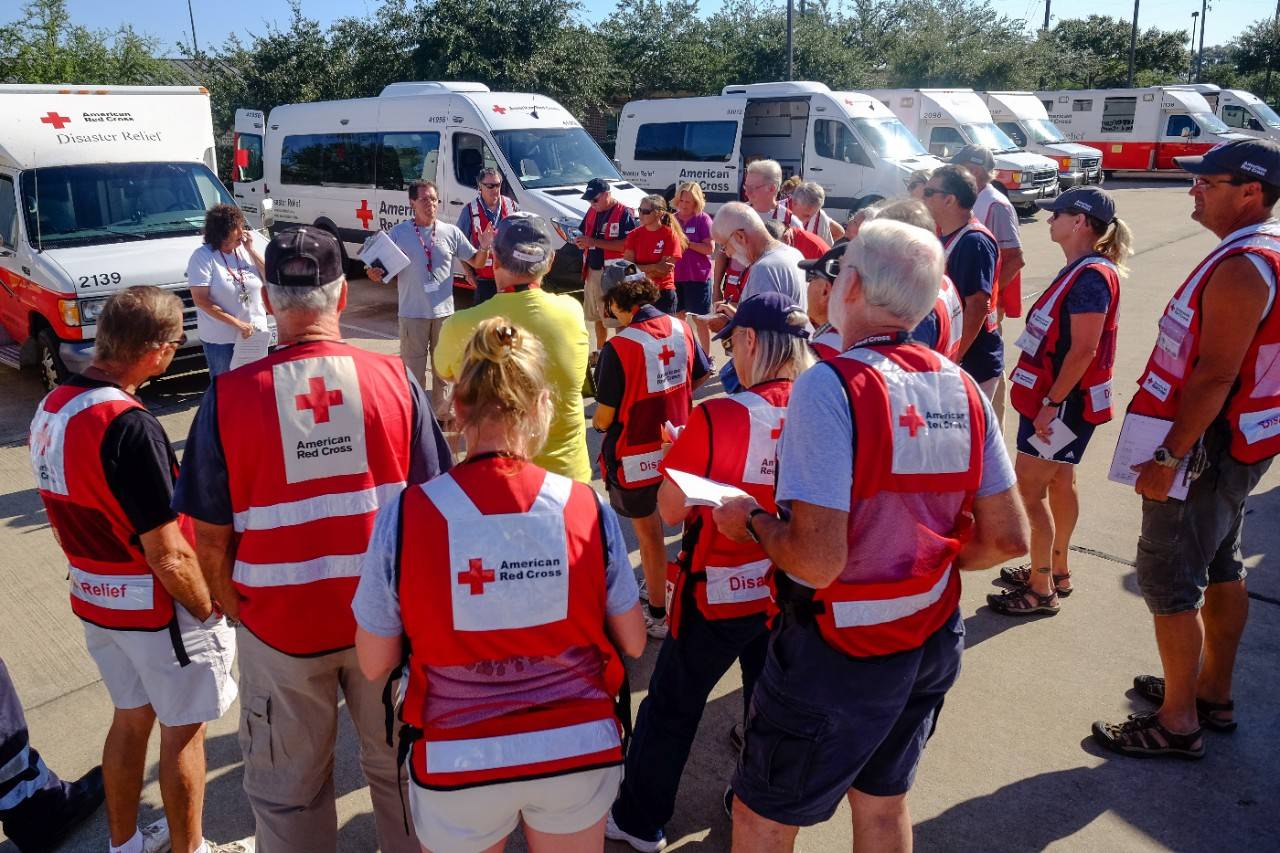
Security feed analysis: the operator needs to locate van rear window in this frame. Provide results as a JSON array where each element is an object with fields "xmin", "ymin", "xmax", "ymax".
[
  {"xmin": 1101, "ymin": 98, "xmax": 1136, "ymax": 133},
  {"xmin": 634, "ymin": 121, "xmax": 737, "ymax": 162}
]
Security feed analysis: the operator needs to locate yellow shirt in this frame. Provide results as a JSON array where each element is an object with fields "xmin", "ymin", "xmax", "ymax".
[{"xmin": 435, "ymin": 288, "xmax": 592, "ymax": 482}]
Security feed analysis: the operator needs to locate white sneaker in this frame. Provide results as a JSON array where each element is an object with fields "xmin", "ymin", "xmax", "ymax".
[
  {"xmin": 644, "ymin": 610, "xmax": 668, "ymax": 640},
  {"xmin": 207, "ymin": 838, "xmax": 256, "ymax": 853},
  {"xmin": 605, "ymin": 808, "xmax": 668, "ymax": 852},
  {"xmin": 140, "ymin": 818, "xmax": 171, "ymax": 853}
]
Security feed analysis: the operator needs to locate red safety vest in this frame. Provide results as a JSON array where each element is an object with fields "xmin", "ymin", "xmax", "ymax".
[
  {"xmin": 942, "ymin": 218, "xmax": 1002, "ymax": 334},
  {"xmin": 31, "ymin": 384, "xmax": 184, "ymax": 631},
  {"xmin": 217, "ymin": 340, "xmax": 413, "ymax": 656},
  {"xmin": 664, "ymin": 381, "xmax": 791, "ymax": 636},
  {"xmin": 769, "ymin": 200, "xmax": 800, "ymax": 228},
  {"xmin": 811, "ymin": 325, "xmax": 843, "ymax": 361},
  {"xmin": 810, "ymin": 338, "xmax": 984, "ymax": 657},
  {"xmin": 397, "ymin": 459, "xmax": 624, "ymax": 790},
  {"xmin": 605, "ymin": 314, "xmax": 697, "ymax": 487},
  {"xmin": 468, "ymin": 196, "xmax": 515, "ymax": 277},
  {"xmin": 1130, "ymin": 220, "xmax": 1280, "ymax": 464},
  {"xmin": 723, "ymin": 260, "xmax": 747, "ymax": 304},
  {"xmin": 1009, "ymin": 255, "xmax": 1120, "ymax": 424},
  {"xmin": 933, "ymin": 275, "xmax": 964, "ymax": 360},
  {"xmin": 582, "ymin": 202, "xmax": 631, "ymax": 279}
]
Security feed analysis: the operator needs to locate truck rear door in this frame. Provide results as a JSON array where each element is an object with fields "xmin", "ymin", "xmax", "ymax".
[{"xmin": 233, "ymin": 109, "xmax": 267, "ymax": 227}]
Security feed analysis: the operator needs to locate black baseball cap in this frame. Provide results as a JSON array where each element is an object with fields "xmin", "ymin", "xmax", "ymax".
[
  {"xmin": 1175, "ymin": 138, "xmax": 1280, "ymax": 186},
  {"xmin": 713, "ymin": 292, "xmax": 810, "ymax": 341},
  {"xmin": 582, "ymin": 177, "xmax": 611, "ymax": 201},
  {"xmin": 951, "ymin": 144, "xmax": 995, "ymax": 172},
  {"xmin": 494, "ymin": 212, "xmax": 553, "ymax": 265},
  {"xmin": 1036, "ymin": 186, "xmax": 1117, "ymax": 225},
  {"xmin": 265, "ymin": 226, "xmax": 345, "ymax": 288},
  {"xmin": 797, "ymin": 243, "xmax": 846, "ymax": 284}
]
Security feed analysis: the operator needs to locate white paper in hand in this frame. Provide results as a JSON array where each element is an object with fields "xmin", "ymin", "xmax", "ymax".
[
  {"xmin": 1026, "ymin": 417, "xmax": 1077, "ymax": 460},
  {"xmin": 358, "ymin": 231, "xmax": 412, "ymax": 281},
  {"xmin": 665, "ymin": 468, "xmax": 750, "ymax": 508},
  {"xmin": 1107, "ymin": 412, "xmax": 1191, "ymax": 500},
  {"xmin": 229, "ymin": 324, "xmax": 273, "ymax": 371}
]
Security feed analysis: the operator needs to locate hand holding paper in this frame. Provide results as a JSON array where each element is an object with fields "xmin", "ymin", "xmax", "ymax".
[{"xmin": 665, "ymin": 468, "xmax": 749, "ymax": 508}]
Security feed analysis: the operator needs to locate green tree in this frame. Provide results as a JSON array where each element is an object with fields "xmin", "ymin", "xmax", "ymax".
[{"xmin": 1043, "ymin": 15, "xmax": 1189, "ymax": 88}]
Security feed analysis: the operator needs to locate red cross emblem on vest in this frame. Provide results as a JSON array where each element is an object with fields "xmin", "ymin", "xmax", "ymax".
[
  {"xmin": 40, "ymin": 112, "xmax": 70, "ymax": 129},
  {"xmin": 770, "ymin": 417, "xmax": 786, "ymax": 441},
  {"xmin": 458, "ymin": 558, "xmax": 495, "ymax": 595},
  {"xmin": 30, "ymin": 423, "xmax": 53, "ymax": 457},
  {"xmin": 295, "ymin": 377, "xmax": 344, "ymax": 424},
  {"xmin": 355, "ymin": 199, "xmax": 373, "ymax": 229},
  {"xmin": 492, "ymin": 104, "xmax": 507, "ymax": 115},
  {"xmin": 658, "ymin": 344, "xmax": 677, "ymax": 366},
  {"xmin": 899, "ymin": 404, "xmax": 926, "ymax": 438}
]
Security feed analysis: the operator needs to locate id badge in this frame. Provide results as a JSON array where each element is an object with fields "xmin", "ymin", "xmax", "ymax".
[
  {"xmin": 1153, "ymin": 313, "xmax": 1190, "ymax": 376},
  {"xmin": 1014, "ymin": 310, "xmax": 1051, "ymax": 356}
]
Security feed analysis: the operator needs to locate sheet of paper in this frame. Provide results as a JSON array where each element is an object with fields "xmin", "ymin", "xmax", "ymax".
[
  {"xmin": 357, "ymin": 230, "xmax": 412, "ymax": 281},
  {"xmin": 665, "ymin": 468, "xmax": 750, "ymax": 509},
  {"xmin": 1107, "ymin": 412, "xmax": 1191, "ymax": 501},
  {"xmin": 663, "ymin": 420, "xmax": 684, "ymax": 443},
  {"xmin": 229, "ymin": 325, "xmax": 273, "ymax": 371},
  {"xmin": 1026, "ymin": 416, "xmax": 1077, "ymax": 460}
]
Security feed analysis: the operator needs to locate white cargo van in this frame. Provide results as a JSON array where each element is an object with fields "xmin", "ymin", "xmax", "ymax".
[
  {"xmin": 0, "ymin": 84, "xmax": 245, "ymax": 389},
  {"xmin": 234, "ymin": 81, "xmax": 644, "ymax": 286},
  {"xmin": 866, "ymin": 88, "xmax": 1060, "ymax": 209},
  {"xmin": 1180, "ymin": 85, "xmax": 1280, "ymax": 141},
  {"xmin": 981, "ymin": 92, "xmax": 1103, "ymax": 188},
  {"xmin": 1035, "ymin": 87, "xmax": 1251, "ymax": 172},
  {"xmin": 613, "ymin": 82, "xmax": 945, "ymax": 218}
]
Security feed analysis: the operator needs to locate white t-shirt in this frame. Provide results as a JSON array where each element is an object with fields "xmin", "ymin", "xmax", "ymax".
[
  {"xmin": 972, "ymin": 184, "xmax": 1021, "ymax": 250},
  {"xmin": 742, "ymin": 243, "xmax": 807, "ymax": 311},
  {"xmin": 186, "ymin": 243, "xmax": 268, "ymax": 345}
]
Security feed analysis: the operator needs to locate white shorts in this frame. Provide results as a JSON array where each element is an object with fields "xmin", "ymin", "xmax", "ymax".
[
  {"xmin": 582, "ymin": 268, "xmax": 619, "ymax": 328},
  {"xmin": 84, "ymin": 606, "xmax": 237, "ymax": 727},
  {"xmin": 408, "ymin": 764, "xmax": 622, "ymax": 853}
]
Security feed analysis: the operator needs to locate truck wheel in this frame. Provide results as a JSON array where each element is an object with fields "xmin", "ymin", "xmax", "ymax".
[{"xmin": 36, "ymin": 328, "xmax": 68, "ymax": 391}]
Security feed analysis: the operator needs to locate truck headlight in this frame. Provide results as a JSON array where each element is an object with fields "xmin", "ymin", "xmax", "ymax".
[
  {"xmin": 58, "ymin": 299, "xmax": 80, "ymax": 327},
  {"xmin": 1056, "ymin": 156, "xmax": 1073, "ymax": 172},
  {"xmin": 78, "ymin": 296, "xmax": 109, "ymax": 326},
  {"xmin": 551, "ymin": 217, "xmax": 582, "ymax": 243}
]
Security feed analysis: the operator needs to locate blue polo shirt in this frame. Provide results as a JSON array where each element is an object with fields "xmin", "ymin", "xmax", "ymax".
[{"xmin": 945, "ymin": 225, "xmax": 1001, "ymax": 383}]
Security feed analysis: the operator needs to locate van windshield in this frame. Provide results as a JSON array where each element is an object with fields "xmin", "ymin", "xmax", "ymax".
[
  {"xmin": 850, "ymin": 118, "xmax": 929, "ymax": 159},
  {"xmin": 962, "ymin": 122, "xmax": 1022, "ymax": 153},
  {"xmin": 492, "ymin": 128, "xmax": 621, "ymax": 189},
  {"xmin": 20, "ymin": 162, "xmax": 233, "ymax": 250},
  {"xmin": 1255, "ymin": 102, "xmax": 1280, "ymax": 129},
  {"xmin": 1193, "ymin": 112, "xmax": 1232, "ymax": 134},
  {"xmin": 1021, "ymin": 118, "xmax": 1066, "ymax": 144}
]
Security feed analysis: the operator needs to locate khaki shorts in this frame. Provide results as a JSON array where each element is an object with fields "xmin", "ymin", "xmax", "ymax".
[
  {"xmin": 408, "ymin": 764, "xmax": 621, "ymax": 853},
  {"xmin": 84, "ymin": 606, "xmax": 237, "ymax": 727},
  {"xmin": 582, "ymin": 268, "xmax": 618, "ymax": 328}
]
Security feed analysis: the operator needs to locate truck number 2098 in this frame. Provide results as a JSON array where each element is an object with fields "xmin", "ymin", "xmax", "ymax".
[{"xmin": 79, "ymin": 273, "xmax": 123, "ymax": 287}]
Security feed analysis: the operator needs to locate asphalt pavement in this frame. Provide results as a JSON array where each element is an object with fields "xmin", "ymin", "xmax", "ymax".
[{"xmin": 2, "ymin": 180, "xmax": 1277, "ymax": 852}]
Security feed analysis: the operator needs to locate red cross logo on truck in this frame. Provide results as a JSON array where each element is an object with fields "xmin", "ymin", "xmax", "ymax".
[
  {"xmin": 658, "ymin": 344, "xmax": 677, "ymax": 366},
  {"xmin": 40, "ymin": 112, "xmax": 71, "ymax": 129},
  {"xmin": 898, "ymin": 405, "xmax": 926, "ymax": 438},
  {"xmin": 458, "ymin": 558, "xmax": 495, "ymax": 595},
  {"xmin": 295, "ymin": 377, "xmax": 344, "ymax": 424},
  {"xmin": 492, "ymin": 105, "xmax": 507, "ymax": 115},
  {"xmin": 355, "ymin": 200, "xmax": 373, "ymax": 229}
]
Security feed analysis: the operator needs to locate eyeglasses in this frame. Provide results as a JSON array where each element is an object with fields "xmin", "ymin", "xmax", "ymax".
[
  {"xmin": 480, "ymin": 182, "xmax": 502, "ymax": 189},
  {"xmin": 156, "ymin": 332, "xmax": 188, "ymax": 349},
  {"xmin": 638, "ymin": 207, "xmax": 656, "ymax": 214},
  {"xmin": 1192, "ymin": 175, "xmax": 1252, "ymax": 190},
  {"xmin": 921, "ymin": 188, "xmax": 952, "ymax": 199}
]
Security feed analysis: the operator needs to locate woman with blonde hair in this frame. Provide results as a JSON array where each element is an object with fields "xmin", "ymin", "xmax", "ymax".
[
  {"xmin": 625, "ymin": 194, "xmax": 688, "ymax": 314},
  {"xmin": 354, "ymin": 316, "xmax": 646, "ymax": 852},
  {"xmin": 989, "ymin": 187, "xmax": 1134, "ymax": 616},
  {"xmin": 672, "ymin": 181, "xmax": 717, "ymax": 354}
]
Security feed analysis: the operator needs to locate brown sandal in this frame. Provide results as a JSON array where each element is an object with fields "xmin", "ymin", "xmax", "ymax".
[
  {"xmin": 999, "ymin": 565, "xmax": 1073, "ymax": 596},
  {"xmin": 1092, "ymin": 711, "xmax": 1204, "ymax": 759},
  {"xmin": 986, "ymin": 585, "xmax": 1060, "ymax": 616},
  {"xmin": 1133, "ymin": 675, "xmax": 1237, "ymax": 732}
]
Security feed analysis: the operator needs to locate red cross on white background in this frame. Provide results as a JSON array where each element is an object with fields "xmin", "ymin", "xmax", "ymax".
[
  {"xmin": 40, "ymin": 112, "xmax": 70, "ymax": 129},
  {"xmin": 658, "ymin": 344, "xmax": 677, "ymax": 366},
  {"xmin": 355, "ymin": 200, "xmax": 373, "ymax": 229},
  {"xmin": 295, "ymin": 377, "xmax": 344, "ymax": 424},
  {"xmin": 458, "ymin": 558, "xmax": 495, "ymax": 595},
  {"xmin": 30, "ymin": 423, "xmax": 53, "ymax": 456},
  {"xmin": 899, "ymin": 404, "xmax": 926, "ymax": 438},
  {"xmin": 491, "ymin": 105, "xmax": 507, "ymax": 115},
  {"xmin": 770, "ymin": 418, "xmax": 786, "ymax": 441}
]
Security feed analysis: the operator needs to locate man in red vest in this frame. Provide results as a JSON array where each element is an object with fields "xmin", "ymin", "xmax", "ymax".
[
  {"xmin": 173, "ymin": 228, "xmax": 450, "ymax": 852},
  {"xmin": 576, "ymin": 178, "xmax": 637, "ymax": 362},
  {"xmin": 713, "ymin": 220, "xmax": 1028, "ymax": 852},
  {"xmin": 456, "ymin": 167, "xmax": 517, "ymax": 305},
  {"xmin": 30, "ymin": 287, "xmax": 245, "ymax": 853},
  {"xmin": 1092, "ymin": 139, "xmax": 1280, "ymax": 760}
]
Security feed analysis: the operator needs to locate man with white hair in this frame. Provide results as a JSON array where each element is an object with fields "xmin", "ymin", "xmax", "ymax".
[
  {"xmin": 787, "ymin": 181, "xmax": 845, "ymax": 245},
  {"xmin": 713, "ymin": 220, "xmax": 1027, "ymax": 852},
  {"xmin": 174, "ymin": 227, "xmax": 450, "ymax": 853},
  {"xmin": 714, "ymin": 160, "xmax": 801, "ymax": 298},
  {"xmin": 711, "ymin": 202, "xmax": 806, "ymax": 309}
]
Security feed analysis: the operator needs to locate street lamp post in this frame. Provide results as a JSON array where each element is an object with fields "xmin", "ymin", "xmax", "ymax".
[
  {"xmin": 1195, "ymin": 0, "xmax": 1208, "ymax": 82},
  {"xmin": 1188, "ymin": 11, "xmax": 1199, "ymax": 83},
  {"xmin": 786, "ymin": 0, "xmax": 794, "ymax": 81},
  {"xmin": 1127, "ymin": 0, "xmax": 1139, "ymax": 87}
]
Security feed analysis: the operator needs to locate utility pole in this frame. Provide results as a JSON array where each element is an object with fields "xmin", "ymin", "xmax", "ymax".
[
  {"xmin": 1195, "ymin": 0, "xmax": 1208, "ymax": 82},
  {"xmin": 1189, "ymin": 12, "xmax": 1198, "ymax": 83},
  {"xmin": 1043, "ymin": 0, "xmax": 1051, "ymax": 31},
  {"xmin": 1127, "ymin": 0, "xmax": 1139, "ymax": 88},
  {"xmin": 187, "ymin": 0, "xmax": 199, "ymax": 55},
  {"xmin": 786, "ymin": 0, "xmax": 794, "ymax": 81}
]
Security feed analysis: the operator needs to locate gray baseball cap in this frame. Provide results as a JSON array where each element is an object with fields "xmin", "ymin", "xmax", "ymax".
[
  {"xmin": 951, "ymin": 144, "xmax": 995, "ymax": 172},
  {"xmin": 493, "ymin": 212, "xmax": 553, "ymax": 266},
  {"xmin": 600, "ymin": 259, "xmax": 646, "ymax": 300}
]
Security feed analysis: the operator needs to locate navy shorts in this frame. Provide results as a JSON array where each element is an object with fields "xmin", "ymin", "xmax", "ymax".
[
  {"xmin": 1014, "ymin": 392, "xmax": 1097, "ymax": 464},
  {"xmin": 607, "ymin": 481, "xmax": 660, "ymax": 519},
  {"xmin": 732, "ymin": 608, "xmax": 963, "ymax": 826},
  {"xmin": 676, "ymin": 279, "xmax": 712, "ymax": 316},
  {"xmin": 653, "ymin": 289, "xmax": 678, "ymax": 315}
]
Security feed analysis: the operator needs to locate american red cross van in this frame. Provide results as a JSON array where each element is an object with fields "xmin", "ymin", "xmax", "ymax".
[
  {"xmin": 1035, "ymin": 87, "xmax": 1252, "ymax": 172},
  {"xmin": 1182, "ymin": 85, "xmax": 1280, "ymax": 141},
  {"xmin": 233, "ymin": 81, "xmax": 645, "ymax": 287},
  {"xmin": 980, "ymin": 92, "xmax": 1104, "ymax": 189},
  {"xmin": 0, "ymin": 84, "xmax": 246, "ymax": 389}
]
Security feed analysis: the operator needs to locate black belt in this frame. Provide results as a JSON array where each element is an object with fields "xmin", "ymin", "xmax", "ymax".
[{"xmin": 773, "ymin": 573, "xmax": 824, "ymax": 622}]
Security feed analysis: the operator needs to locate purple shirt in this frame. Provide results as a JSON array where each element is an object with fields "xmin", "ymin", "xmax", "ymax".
[{"xmin": 673, "ymin": 212, "xmax": 713, "ymax": 282}]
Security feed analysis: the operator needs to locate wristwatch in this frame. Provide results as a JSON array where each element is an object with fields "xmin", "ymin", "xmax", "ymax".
[
  {"xmin": 1041, "ymin": 395, "xmax": 1062, "ymax": 408},
  {"xmin": 1152, "ymin": 445, "xmax": 1182, "ymax": 468},
  {"xmin": 745, "ymin": 508, "xmax": 770, "ymax": 544}
]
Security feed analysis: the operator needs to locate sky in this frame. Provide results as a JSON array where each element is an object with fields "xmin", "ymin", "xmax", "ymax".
[{"xmin": 52, "ymin": 0, "xmax": 1265, "ymax": 56}]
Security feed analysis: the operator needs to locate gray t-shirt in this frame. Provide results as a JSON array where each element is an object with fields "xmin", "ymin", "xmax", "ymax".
[
  {"xmin": 742, "ymin": 243, "xmax": 807, "ymax": 311},
  {"xmin": 973, "ymin": 184, "xmax": 1022, "ymax": 250},
  {"xmin": 353, "ymin": 487, "xmax": 640, "ymax": 637},
  {"xmin": 387, "ymin": 220, "xmax": 477, "ymax": 320}
]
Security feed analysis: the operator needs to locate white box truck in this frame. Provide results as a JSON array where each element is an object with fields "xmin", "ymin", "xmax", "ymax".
[
  {"xmin": 0, "ymin": 84, "xmax": 251, "ymax": 389},
  {"xmin": 1180, "ymin": 85, "xmax": 1280, "ymax": 141},
  {"xmin": 981, "ymin": 91, "xmax": 1104, "ymax": 188},
  {"xmin": 1036, "ymin": 87, "xmax": 1251, "ymax": 172},
  {"xmin": 866, "ymin": 88, "xmax": 1060, "ymax": 209},
  {"xmin": 232, "ymin": 81, "xmax": 644, "ymax": 287},
  {"xmin": 613, "ymin": 81, "xmax": 946, "ymax": 218}
]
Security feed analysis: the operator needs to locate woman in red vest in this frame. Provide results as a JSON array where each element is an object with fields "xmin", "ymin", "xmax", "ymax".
[
  {"xmin": 354, "ymin": 317, "xmax": 646, "ymax": 853},
  {"xmin": 593, "ymin": 269, "xmax": 712, "ymax": 640},
  {"xmin": 989, "ymin": 187, "xmax": 1133, "ymax": 616},
  {"xmin": 624, "ymin": 194, "xmax": 687, "ymax": 315},
  {"xmin": 604, "ymin": 292, "xmax": 813, "ymax": 852}
]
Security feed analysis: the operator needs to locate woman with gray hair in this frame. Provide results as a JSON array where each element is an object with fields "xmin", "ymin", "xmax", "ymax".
[
  {"xmin": 787, "ymin": 181, "xmax": 845, "ymax": 244},
  {"xmin": 605, "ymin": 291, "xmax": 813, "ymax": 852}
]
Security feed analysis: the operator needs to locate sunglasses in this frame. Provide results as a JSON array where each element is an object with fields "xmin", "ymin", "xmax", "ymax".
[
  {"xmin": 638, "ymin": 207, "xmax": 656, "ymax": 214},
  {"xmin": 921, "ymin": 188, "xmax": 952, "ymax": 199},
  {"xmin": 159, "ymin": 332, "xmax": 188, "ymax": 348},
  {"xmin": 480, "ymin": 182, "xmax": 502, "ymax": 189}
]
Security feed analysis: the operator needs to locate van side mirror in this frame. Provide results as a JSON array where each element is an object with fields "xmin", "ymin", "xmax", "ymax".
[{"xmin": 1181, "ymin": 126, "xmax": 1195, "ymax": 138}]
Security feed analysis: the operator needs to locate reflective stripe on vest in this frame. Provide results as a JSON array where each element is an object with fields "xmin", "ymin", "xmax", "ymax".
[
  {"xmin": 934, "ymin": 276, "xmax": 964, "ymax": 360},
  {"xmin": 30, "ymin": 386, "xmax": 132, "ymax": 495},
  {"xmin": 424, "ymin": 718, "xmax": 619, "ymax": 777},
  {"xmin": 69, "ymin": 566, "xmax": 155, "ymax": 611},
  {"xmin": 469, "ymin": 196, "xmax": 513, "ymax": 275},
  {"xmin": 811, "ymin": 326, "xmax": 843, "ymax": 361},
  {"xmin": 830, "ymin": 566, "xmax": 953, "ymax": 628},
  {"xmin": 233, "ymin": 481, "xmax": 406, "ymax": 531}
]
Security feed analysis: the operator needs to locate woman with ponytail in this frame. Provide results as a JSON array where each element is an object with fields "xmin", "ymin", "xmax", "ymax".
[
  {"xmin": 354, "ymin": 317, "xmax": 645, "ymax": 852},
  {"xmin": 989, "ymin": 187, "xmax": 1133, "ymax": 616},
  {"xmin": 625, "ymin": 194, "xmax": 688, "ymax": 314}
]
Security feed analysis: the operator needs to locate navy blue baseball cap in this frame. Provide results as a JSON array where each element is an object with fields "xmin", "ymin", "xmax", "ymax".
[
  {"xmin": 1175, "ymin": 138, "xmax": 1280, "ymax": 186},
  {"xmin": 582, "ymin": 177, "xmax": 611, "ymax": 200},
  {"xmin": 1036, "ymin": 186, "xmax": 1116, "ymax": 225},
  {"xmin": 713, "ymin": 292, "xmax": 810, "ymax": 341}
]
